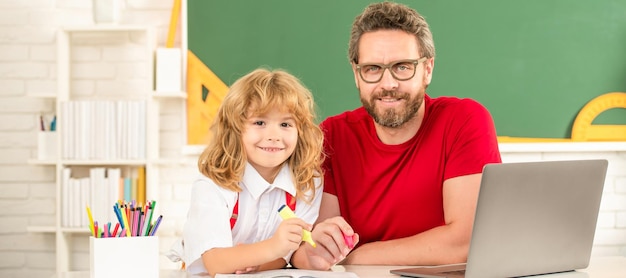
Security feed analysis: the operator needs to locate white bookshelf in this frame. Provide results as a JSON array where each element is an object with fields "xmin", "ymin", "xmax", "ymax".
[{"xmin": 27, "ymin": 25, "xmax": 186, "ymax": 273}]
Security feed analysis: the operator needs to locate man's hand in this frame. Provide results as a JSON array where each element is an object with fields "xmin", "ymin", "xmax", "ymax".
[{"xmin": 300, "ymin": 216, "xmax": 359, "ymax": 270}]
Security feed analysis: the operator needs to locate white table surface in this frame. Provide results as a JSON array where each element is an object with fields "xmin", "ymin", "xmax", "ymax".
[{"xmin": 55, "ymin": 256, "xmax": 626, "ymax": 278}]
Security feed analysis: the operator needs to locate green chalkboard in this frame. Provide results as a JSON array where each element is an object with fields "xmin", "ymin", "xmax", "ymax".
[{"xmin": 188, "ymin": 0, "xmax": 626, "ymax": 139}]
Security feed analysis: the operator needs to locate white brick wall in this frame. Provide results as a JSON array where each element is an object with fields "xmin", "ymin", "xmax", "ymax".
[
  {"xmin": 1, "ymin": 1, "xmax": 625, "ymax": 278},
  {"xmin": 0, "ymin": 0, "xmax": 183, "ymax": 277}
]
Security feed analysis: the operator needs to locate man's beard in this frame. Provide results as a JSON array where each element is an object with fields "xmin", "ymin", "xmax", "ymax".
[{"xmin": 361, "ymin": 88, "xmax": 424, "ymax": 128}]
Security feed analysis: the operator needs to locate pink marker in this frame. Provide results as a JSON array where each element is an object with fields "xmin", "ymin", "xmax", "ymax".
[{"xmin": 343, "ymin": 233, "xmax": 355, "ymax": 249}]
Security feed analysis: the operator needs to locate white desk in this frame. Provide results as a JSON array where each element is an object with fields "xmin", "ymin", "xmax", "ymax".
[
  {"xmin": 56, "ymin": 256, "xmax": 626, "ymax": 278},
  {"xmin": 339, "ymin": 256, "xmax": 626, "ymax": 278}
]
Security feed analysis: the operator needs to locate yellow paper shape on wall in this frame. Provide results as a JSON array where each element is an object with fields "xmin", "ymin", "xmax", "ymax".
[
  {"xmin": 186, "ymin": 50, "xmax": 228, "ymax": 145},
  {"xmin": 571, "ymin": 92, "xmax": 626, "ymax": 141}
]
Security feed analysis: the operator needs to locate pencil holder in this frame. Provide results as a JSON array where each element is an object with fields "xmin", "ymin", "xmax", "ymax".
[
  {"xmin": 90, "ymin": 236, "xmax": 159, "ymax": 278},
  {"xmin": 37, "ymin": 131, "xmax": 57, "ymax": 160}
]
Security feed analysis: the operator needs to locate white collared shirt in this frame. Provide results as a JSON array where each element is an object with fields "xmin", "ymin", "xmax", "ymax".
[{"xmin": 181, "ymin": 163, "xmax": 322, "ymax": 275}]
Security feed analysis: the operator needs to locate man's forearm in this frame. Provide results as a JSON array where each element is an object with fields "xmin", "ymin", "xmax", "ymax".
[{"xmin": 342, "ymin": 225, "xmax": 470, "ymax": 265}]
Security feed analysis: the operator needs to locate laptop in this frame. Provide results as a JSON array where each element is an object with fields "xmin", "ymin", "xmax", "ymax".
[{"xmin": 391, "ymin": 159, "xmax": 608, "ymax": 278}]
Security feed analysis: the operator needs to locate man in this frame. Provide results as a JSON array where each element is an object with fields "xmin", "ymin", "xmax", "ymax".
[{"xmin": 291, "ymin": 2, "xmax": 501, "ymax": 270}]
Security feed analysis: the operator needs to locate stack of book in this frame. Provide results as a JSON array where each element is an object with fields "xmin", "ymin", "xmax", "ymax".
[
  {"xmin": 59, "ymin": 100, "xmax": 146, "ymax": 160},
  {"xmin": 61, "ymin": 166, "xmax": 146, "ymax": 228}
]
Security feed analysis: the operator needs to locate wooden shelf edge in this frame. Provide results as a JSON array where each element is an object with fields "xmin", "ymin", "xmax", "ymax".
[
  {"xmin": 60, "ymin": 160, "xmax": 148, "ymax": 166},
  {"xmin": 153, "ymin": 91, "xmax": 187, "ymax": 99},
  {"xmin": 499, "ymin": 141, "xmax": 626, "ymax": 153},
  {"xmin": 29, "ymin": 158, "xmax": 198, "ymax": 166},
  {"xmin": 61, "ymin": 25, "xmax": 152, "ymax": 32}
]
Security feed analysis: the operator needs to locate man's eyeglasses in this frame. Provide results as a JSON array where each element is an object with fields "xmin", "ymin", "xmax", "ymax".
[{"xmin": 356, "ymin": 57, "xmax": 427, "ymax": 83}]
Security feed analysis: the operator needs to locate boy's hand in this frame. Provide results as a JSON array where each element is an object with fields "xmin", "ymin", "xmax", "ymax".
[
  {"xmin": 271, "ymin": 218, "xmax": 312, "ymax": 257},
  {"xmin": 234, "ymin": 265, "xmax": 259, "ymax": 274}
]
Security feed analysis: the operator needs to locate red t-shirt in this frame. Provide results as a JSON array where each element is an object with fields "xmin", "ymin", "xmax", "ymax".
[{"xmin": 320, "ymin": 95, "xmax": 502, "ymax": 245}]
